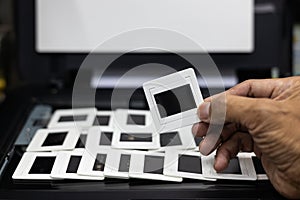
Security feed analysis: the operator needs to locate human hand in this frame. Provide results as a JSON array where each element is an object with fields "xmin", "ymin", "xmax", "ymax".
[{"xmin": 192, "ymin": 77, "xmax": 300, "ymax": 198}]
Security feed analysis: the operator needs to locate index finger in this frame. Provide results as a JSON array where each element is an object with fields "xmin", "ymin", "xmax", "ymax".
[
  {"xmin": 227, "ymin": 77, "xmax": 300, "ymax": 99},
  {"xmin": 205, "ymin": 78, "xmax": 292, "ymax": 102}
]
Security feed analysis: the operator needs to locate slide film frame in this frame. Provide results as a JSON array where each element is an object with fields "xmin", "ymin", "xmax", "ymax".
[
  {"xmin": 111, "ymin": 127, "xmax": 159, "ymax": 150},
  {"xmin": 155, "ymin": 125, "xmax": 196, "ymax": 151},
  {"xmin": 164, "ymin": 150, "xmax": 216, "ymax": 181},
  {"xmin": 77, "ymin": 148, "xmax": 111, "ymax": 178},
  {"xmin": 202, "ymin": 152, "xmax": 257, "ymax": 181},
  {"xmin": 12, "ymin": 152, "xmax": 61, "ymax": 180},
  {"xmin": 50, "ymin": 149, "xmax": 103, "ymax": 180},
  {"xmin": 249, "ymin": 153, "xmax": 268, "ymax": 180},
  {"xmin": 93, "ymin": 110, "xmax": 115, "ymax": 128},
  {"xmin": 129, "ymin": 151, "xmax": 182, "ymax": 182},
  {"xmin": 85, "ymin": 126, "xmax": 114, "ymax": 151},
  {"xmin": 26, "ymin": 128, "xmax": 80, "ymax": 152},
  {"xmin": 143, "ymin": 68, "xmax": 203, "ymax": 132},
  {"xmin": 104, "ymin": 149, "xmax": 135, "ymax": 179},
  {"xmin": 114, "ymin": 109, "xmax": 153, "ymax": 131},
  {"xmin": 47, "ymin": 108, "xmax": 97, "ymax": 129}
]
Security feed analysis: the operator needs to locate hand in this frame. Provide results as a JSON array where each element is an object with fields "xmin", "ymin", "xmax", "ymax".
[{"xmin": 192, "ymin": 77, "xmax": 300, "ymax": 198}]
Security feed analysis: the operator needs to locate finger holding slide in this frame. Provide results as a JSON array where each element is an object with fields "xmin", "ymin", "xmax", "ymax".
[
  {"xmin": 197, "ymin": 94, "xmax": 275, "ymax": 155},
  {"xmin": 195, "ymin": 80, "xmax": 287, "ymax": 157},
  {"xmin": 195, "ymin": 93, "xmax": 227, "ymax": 155},
  {"xmin": 192, "ymin": 123, "xmax": 237, "ymax": 155},
  {"xmin": 198, "ymin": 93, "xmax": 272, "ymax": 129},
  {"xmin": 213, "ymin": 132, "xmax": 253, "ymax": 172},
  {"xmin": 192, "ymin": 122, "xmax": 241, "ymax": 141},
  {"xmin": 192, "ymin": 122, "xmax": 208, "ymax": 137}
]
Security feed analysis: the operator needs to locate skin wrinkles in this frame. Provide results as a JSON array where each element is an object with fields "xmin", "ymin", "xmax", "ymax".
[{"xmin": 192, "ymin": 77, "xmax": 300, "ymax": 199}]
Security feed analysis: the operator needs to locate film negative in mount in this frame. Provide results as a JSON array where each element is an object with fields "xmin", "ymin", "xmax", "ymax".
[
  {"xmin": 26, "ymin": 128, "xmax": 80, "ymax": 152},
  {"xmin": 12, "ymin": 152, "xmax": 61, "ymax": 180},
  {"xmin": 47, "ymin": 108, "xmax": 97, "ymax": 129},
  {"xmin": 50, "ymin": 150, "xmax": 104, "ymax": 180},
  {"xmin": 129, "ymin": 151, "xmax": 182, "ymax": 182},
  {"xmin": 202, "ymin": 152, "xmax": 257, "ymax": 181},
  {"xmin": 156, "ymin": 125, "xmax": 196, "ymax": 151},
  {"xmin": 143, "ymin": 68, "xmax": 203, "ymax": 133},
  {"xmin": 74, "ymin": 133, "xmax": 88, "ymax": 149},
  {"xmin": 93, "ymin": 111, "xmax": 115, "ymax": 128},
  {"xmin": 111, "ymin": 127, "xmax": 159, "ymax": 150},
  {"xmin": 114, "ymin": 109, "xmax": 153, "ymax": 132},
  {"xmin": 84, "ymin": 126, "xmax": 113, "ymax": 150},
  {"xmin": 249, "ymin": 153, "xmax": 268, "ymax": 180},
  {"xmin": 164, "ymin": 150, "xmax": 216, "ymax": 181},
  {"xmin": 77, "ymin": 148, "xmax": 110, "ymax": 178},
  {"xmin": 104, "ymin": 149, "xmax": 134, "ymax": 179}
]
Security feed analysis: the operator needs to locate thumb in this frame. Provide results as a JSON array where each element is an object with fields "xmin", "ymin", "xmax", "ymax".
[{"xmin": 198, "ymin": 93, "xmax": 269, "ymax": 130}]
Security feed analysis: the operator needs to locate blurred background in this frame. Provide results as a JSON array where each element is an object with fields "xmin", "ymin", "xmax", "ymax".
[{"xmin": 0, "ymin": 0, "xmax": 300, "ymax": 103}]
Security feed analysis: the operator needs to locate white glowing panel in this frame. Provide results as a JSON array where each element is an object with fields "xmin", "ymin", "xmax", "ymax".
[{"xmin": 36, "ymin": 0, "xmax": 254, "ymax": 53}]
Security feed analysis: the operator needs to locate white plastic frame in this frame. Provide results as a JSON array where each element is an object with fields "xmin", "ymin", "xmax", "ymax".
[
  {"xmin": 50, "ymin": 150, "xmax": 103, "ymax": 180},
  {"xmin": 26, "ymin": 128, "xmax": 80, "ymax": 152},
  {"xmin": 104, "ymin": 149, "xmax": 134, "ymax": 179},
  {"xmin": 143, "ymin": 68, "xmax": 203, "ymax": 132},
  {"xmin": 85, "ymin": 127, "xmax": 114, "ymax": 151},
  {"xmin": 74, "ymin": 132, "xmax": 88, "ymax": 150},
  {"xmin": 114, "ymin": 109, "xmax": 153, "ymax": 132},
  {"xmin": 47, "ymin": 108, "xmax": 97, "ymax": 129},
  {"xmin": 12, "ymin": 152, "xmax": 60, "ymax": 180},
  {"xmin": 156, "ymin": 125, "xmax": 196, "ymax": 151},
  {"xmin": 164, "ymin": 150, "xmax": 216, "ymax": 181},
  {"xmin": 93, "ymin": 111, "xmax": 115, "ymax": 128},
  {"xmin": 249, "ymin": 153, "xmax": 268, "ymax": 180},
  {"xmin": 77, "ymin": 148, "xmax": 110, "ymax": 178},
  {"xmin": 129, "ymin": 151, "xmax": 182, "ymax": 182},
  {"xmin": 202, "ymin": 153, "xmax": 257, "ymax": 181},
  {"xmin": 111, "ymin": 127, "xmax": 159, "ymax": 150}
]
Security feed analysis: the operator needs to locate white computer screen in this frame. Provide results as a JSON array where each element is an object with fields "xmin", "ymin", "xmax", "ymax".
[{"xmin": 36, "ymin": 0, "xmax": 254, "ymax": 53}]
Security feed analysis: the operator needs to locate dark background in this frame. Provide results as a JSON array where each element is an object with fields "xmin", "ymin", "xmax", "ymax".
[{"xmin": 0, "ymin": 0, "xmax": 300, "ymax": 91}]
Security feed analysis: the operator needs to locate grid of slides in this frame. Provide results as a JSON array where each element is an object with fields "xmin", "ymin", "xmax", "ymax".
[{"xmin": 13, "ymin": 107, "xmax": 268, "ymax": 182}]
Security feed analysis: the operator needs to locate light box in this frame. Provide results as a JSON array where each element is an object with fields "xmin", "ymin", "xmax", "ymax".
[{"xmin": 36, "ymin": 0, "xmax": 254, "ymax": 53}]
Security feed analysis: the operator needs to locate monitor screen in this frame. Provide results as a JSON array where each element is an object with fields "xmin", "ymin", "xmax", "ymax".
[{"xmin": 36, "ymin": 0, "xmax": 254, "ymax": 53}]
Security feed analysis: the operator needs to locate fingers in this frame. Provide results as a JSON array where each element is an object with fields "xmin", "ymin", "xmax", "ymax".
[
  {"xmin": 192, "ymin": 122, "xmax": 250, "ymax": 156},
  {"xmin": 226, "ymin": 78, "xmax": 298, "ymax": 99},
  {"xmin": 192, "ymin": 123, "xmax": 240, "ymax": 155},
  {"xmin": 213, "ymin": 132, "xmax": 253, "ymax": 172},
  {"xmin": 196, "ymin": 94, "xmax": 276, "ymax": 156},
  {"xmin": 192, "ymin": 122, "xmax": 246, "ymax": 139},
  {"xmin": 198, "ymin": 93, "xmax": 274, "ymax": 130},
  {"xmin": 226, "ymin": 79, "xmax": 280, "ymax": 98},
  {"xmin": 203, "ymin": 79, "xmax": 279, "ymax": 103},
  {"xmin": 192, "ymin": 122, "xmax": 208, "ymax": 137},
  {"xmin": 199, "ymin": 77, "xmax": 298, "ymax": 126},
  {"xmin": 203, "ymin": 77, "xmax": 296, "ymax": 104},
  {"xmin": 198, "ymin": 102, "xmax": 210, "ymax": 121}
]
